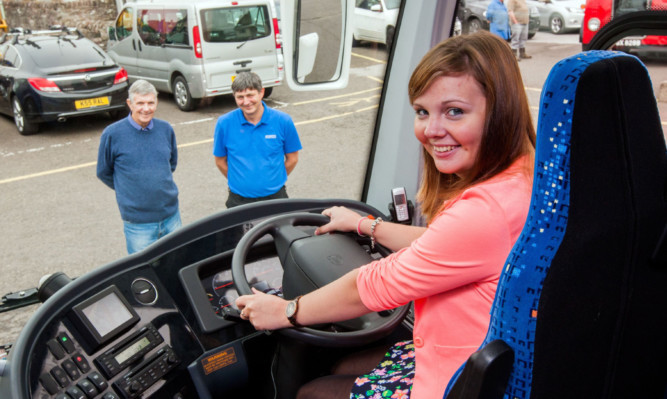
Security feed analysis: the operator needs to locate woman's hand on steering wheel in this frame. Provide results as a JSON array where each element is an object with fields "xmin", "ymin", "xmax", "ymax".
[
  {"xmin": 315, "ymin": 206, "xmax": 364, "ymax": 235},
  {"xmin": 236, "ymin": 287, "xmax": 291, "ymax": 331}
]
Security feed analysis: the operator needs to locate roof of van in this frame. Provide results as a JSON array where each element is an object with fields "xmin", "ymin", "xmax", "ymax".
[
  {"xmin": 120, "ymin": 0, "xmax": 279, "ymax": 17},
  {"xmin": 122, "ymin": 0, "xmax": 276, "ymax": 6}
]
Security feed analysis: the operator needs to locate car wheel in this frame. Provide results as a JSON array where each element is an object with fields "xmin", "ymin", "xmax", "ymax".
[
  {"xmin": 263, "ymin": 87, "xmax": 273, "ymax": 98},
  {"xmin": 12, "ymin": 97, "xmax": 38, "ymax": 135},
  {"xmin": 386, "ymin": 26, "xmax": 395, "ymax": 50},
  {"xmin": 173, "ymin": 76, "xmax": 196, "ymax": 111},
  {"xmin": 468, "ymin": 18, "xmax": 482, "ymax": 34},
  {"xmin": 549, "ymin": 14, "xmax": 564, "ymax": 34},
  {"xmin": 352, "ymin": 33, "xmax": 361, "ymax": 47}
]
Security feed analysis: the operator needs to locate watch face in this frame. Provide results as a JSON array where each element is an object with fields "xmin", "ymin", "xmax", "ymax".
[{"xmin": 286, "ymin": 301, "xmax": 296, "ymax": 317}]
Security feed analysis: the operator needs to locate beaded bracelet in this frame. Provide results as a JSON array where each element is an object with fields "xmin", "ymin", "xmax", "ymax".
[{"xmin": 370, "ymin": 217, "xmax": 383, "ymax": 250}]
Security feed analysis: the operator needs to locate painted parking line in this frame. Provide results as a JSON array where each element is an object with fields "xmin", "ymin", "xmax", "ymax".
[
  {"xmin": 292, "ymin": 87, "xmax": 380, "ymax": 106},
  {"xmin": 0, "ymin": 162, "xmax": 98, "ymax": 185},
  {"xmin": 352, "ymin": 52, "xmax": 387, "ymax": 64}
]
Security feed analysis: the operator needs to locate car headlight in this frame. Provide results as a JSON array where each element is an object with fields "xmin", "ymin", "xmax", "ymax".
[
  {"xmin": 587, "ymin": 17, "xmax": 600, "ymax": 32},
  {"xmin": 566, "ymin": 7, "xmax": 583, "ymax": 13},
  {"xmin": 530, "ymin": 6, "xmax": 539, "ymax": 16}
]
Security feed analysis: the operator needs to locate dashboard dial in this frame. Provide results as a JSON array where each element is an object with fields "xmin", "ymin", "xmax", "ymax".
[{"xmin": 203, "ymin": 257, "xmax": 283, "ymax": 316}]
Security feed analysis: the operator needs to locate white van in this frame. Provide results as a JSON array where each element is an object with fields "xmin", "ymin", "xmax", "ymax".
[{"xmin": 106, "ymin": 0, "xmax": 284, "ymax": 111}]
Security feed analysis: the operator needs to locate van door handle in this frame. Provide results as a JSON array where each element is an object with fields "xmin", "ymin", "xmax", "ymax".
[
  {"xmin": 233, "ymin": 60, "xmax": 253, "ymax": 66},
  {"xmin": 138, "ymin": 41, "xmax": 142, "ymax": 51},
  {"xmin": 132, "ymin": 39, "xmax": 136, "ymax": 51}
]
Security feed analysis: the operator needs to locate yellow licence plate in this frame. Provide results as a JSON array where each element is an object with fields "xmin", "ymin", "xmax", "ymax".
[{"xmin": 75, "ymin": 97, "xmax": 109, "ymax": 110}]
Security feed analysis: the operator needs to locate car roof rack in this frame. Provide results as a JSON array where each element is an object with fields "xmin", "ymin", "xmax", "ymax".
[{"xmin": 3, "ymin": 26, "xmax": 84, "ymax": 44}]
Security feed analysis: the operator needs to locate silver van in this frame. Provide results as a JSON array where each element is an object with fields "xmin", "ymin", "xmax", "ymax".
[{"xmin": 106, "ymin": 0, "xmax": 284, "ymax": 111}]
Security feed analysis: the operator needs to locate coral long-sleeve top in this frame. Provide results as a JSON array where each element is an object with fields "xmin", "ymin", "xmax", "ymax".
[{"xmin": 357, "ymin": 156, "xmax": 533, "ymax": 399}]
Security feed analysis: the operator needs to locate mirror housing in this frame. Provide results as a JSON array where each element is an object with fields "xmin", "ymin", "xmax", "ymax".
[
  {"xmin": 280, "ymin": 0, "xmax": 354, "ymax": 91},
  {"xmin": 108, "ymin": 26, "xmax": 117, "ymax": 41}
]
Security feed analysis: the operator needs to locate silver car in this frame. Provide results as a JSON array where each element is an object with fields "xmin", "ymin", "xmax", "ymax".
[{"xmin": 534, "ymin": 0, "xmax": 585, "ymax": 34}]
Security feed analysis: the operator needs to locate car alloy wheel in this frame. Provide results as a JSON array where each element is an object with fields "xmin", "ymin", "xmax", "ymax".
[
  {"xmin": 549, "ymin": 14, "xmax": 564, "ymax": 34},
  {"xmin": 12, "ymin": 97, "xmax": 38, "ymax": 135},
  {"xmin": 386, "ymin": 26, "xmax": 395, "ymax": 50},
  {"xmin": 468, "ymin": 18, "xmax": 482, "ymax": 34},
  {"xmin": 173, "ymin": 76, "xmax": 196, "ymax": 111}
]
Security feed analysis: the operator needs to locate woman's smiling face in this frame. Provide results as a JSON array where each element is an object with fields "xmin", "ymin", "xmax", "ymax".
[{"xmin": 412, "ymin": 74, "xmax": 487, "ymax": 179}]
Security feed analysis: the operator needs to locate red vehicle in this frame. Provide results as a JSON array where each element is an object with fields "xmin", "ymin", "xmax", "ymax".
[{"xmin": 581, "ymin": 0, "xmax": 667, "ymax": 52}]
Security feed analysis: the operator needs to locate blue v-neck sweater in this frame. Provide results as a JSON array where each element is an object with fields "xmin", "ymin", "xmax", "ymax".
[{"xmin": 97, "ymin": 116, "xmax": 179, "ymax": 223}]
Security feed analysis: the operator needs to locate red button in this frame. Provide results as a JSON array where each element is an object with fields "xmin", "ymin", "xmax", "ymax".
[{"xmin": 414, "ymin": 337, "xmax": 424, "ymax": 348}]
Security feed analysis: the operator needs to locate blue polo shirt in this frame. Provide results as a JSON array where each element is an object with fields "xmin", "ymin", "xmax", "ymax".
[{"xmin": 213, "ymin": 102, "xmax": 302, "ymax": 198}]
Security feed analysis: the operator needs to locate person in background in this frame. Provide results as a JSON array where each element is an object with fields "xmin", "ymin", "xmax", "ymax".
[
  {"xmin": 213, "ymin": 72, "xmax": 302, "ymax": 208},
  {"xmin": 486, "ymin": 0, "xmax": 511, "ymax": 41},
  {"xmin": 97, "ymin": 79, "xmax": 181, "ymax": 254},
  {"xmin": 236, "ymin": 31, "xmax": 536, "ymax": 399},
  {"xmin": 506, "ymin": 0, "xmax": 532, "ymax": 60}
]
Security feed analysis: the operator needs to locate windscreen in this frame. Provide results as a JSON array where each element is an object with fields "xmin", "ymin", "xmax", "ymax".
[
  {"xmin": 614, "ymin": 0, "xmax": 650, "ymax": 15},
  {"xmin": 385, "ymin": 0, "xmax": 402, "ymax": 9},
  {"xmin": 200, "ymin": 5, "xmax": 271, "ymax": 43}
]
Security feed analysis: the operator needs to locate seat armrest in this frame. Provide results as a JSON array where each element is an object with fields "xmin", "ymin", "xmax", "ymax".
[{"xmin": 445, "ymin": 339, "xmax": 514, "ymax": 399}]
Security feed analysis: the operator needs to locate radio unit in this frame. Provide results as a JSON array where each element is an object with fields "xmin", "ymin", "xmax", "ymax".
[
  {"xmin": 114, "ymin": 346, "xmax": 180, "ymax": 398},
  {"xmin": 95, "ymin": 324, "xmax": 163, "ymax": 378}
]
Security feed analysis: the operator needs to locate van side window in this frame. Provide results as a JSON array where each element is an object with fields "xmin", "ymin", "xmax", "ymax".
[
  {"xmin": 139, "ymin": 9, "xmax": 164, "ymax": 46},
  {"xmin": 115, "ymin": 8, "xmax": 134, "ymax": 40},
  {"xmin": 164, "ymin": 10, "xmax": 188, "ymax": 45},
  {"xmin": 200, "ymin": 6, "xmax": 270, "ymax": 43},
  {"xmin": 356, "ymin": 0, "xmax": 379, "ymax": 10}
]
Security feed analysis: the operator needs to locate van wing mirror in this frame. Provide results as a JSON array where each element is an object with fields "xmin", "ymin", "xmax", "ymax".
[
  {"xmin": 108, "ymin": 26, "xmax": 117, "ymax": 41},
  {"xmin": 280, "ymin": 0, "xmax": 354, "ymax": 91}
]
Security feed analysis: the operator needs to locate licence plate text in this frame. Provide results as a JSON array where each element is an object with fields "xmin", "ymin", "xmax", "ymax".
[{"xmin": 75, "ymin": 97, "xmax": 109, "ymax": 110}]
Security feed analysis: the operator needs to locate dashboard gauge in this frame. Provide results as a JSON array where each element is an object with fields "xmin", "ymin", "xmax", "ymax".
[{"xmin": 202, "ymin": 256, "xmax": 283, "ymax": 316}]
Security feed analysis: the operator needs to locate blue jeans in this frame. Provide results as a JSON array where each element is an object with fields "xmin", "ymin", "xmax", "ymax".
[{"xmin": 123, "ymin": 210, "xmax": 182, "ymax": 254}]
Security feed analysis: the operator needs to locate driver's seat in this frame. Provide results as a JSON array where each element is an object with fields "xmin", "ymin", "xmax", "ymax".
[{"xmin": 445, "ymin": 51, "xmax": 667, "ymax": 398}]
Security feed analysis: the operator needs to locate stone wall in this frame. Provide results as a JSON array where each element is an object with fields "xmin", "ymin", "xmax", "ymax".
[{"xmin": 3, "ymin": 0, "xmax": 118, "ymax": 48}]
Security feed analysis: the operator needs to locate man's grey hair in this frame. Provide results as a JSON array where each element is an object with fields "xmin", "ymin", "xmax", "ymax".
[
  {"xmin": 231, "ymin": 72, "xmax": 263, "ymax": 93},
  {"xmin": 128, "ymin": 79, "xmax": 158, "ymax": 103}
]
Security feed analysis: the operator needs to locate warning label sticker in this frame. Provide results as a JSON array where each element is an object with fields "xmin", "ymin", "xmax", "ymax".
[{"xmin": 201, "ymin": 347, "xmax": 238, "ymax": 375}]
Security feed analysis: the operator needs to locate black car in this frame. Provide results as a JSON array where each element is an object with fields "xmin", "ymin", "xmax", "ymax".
[
  {"xmin": 458, "ymin": 0, "xmax": 540, "ymax": 38},
  {"xmin": 0, "ymin": 28, "xmax": 129, "ymax": 135}
]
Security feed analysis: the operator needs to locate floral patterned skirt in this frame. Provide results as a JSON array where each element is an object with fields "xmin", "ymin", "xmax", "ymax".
[{"xmin": 350, "ymin": 340, "xmax": 415, "ymax": 399}]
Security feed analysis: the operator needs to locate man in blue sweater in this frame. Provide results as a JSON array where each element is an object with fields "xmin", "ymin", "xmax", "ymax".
[
  {"xmin": 97, "ymin": 80, "xmax": 181, "ymax": 254},
  {"xmin": 213, "ymin": 72, "xmax": 302, "ymax": 208}
]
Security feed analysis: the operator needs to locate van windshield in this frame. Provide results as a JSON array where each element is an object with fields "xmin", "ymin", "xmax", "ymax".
[{"xmin": 200, "ymin": 6, "xmax": 271, "ymax": 43}]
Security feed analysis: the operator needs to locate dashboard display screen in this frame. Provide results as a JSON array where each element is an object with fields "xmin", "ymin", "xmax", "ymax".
[
  {"xmin": 81, "ymin": 290, "xmax": 134, "ymax": 338},
  {"xmin": 71, "ymin": 285, "xmax": 140, "ymax": 348},
  {"xmin": 114, "ymin": 336, "xmax": 151, "ymax": 364}
]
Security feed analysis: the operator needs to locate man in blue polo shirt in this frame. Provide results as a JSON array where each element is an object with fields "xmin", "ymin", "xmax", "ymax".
[
  {"xmin": 97, "ymin": 79, "xmax": 181, "ymax": 254},
  {"xmin": 213, "ymin": 72, "xmax": 302, "ymax": 208}
]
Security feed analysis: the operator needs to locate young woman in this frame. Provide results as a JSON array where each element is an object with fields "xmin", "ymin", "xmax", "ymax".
[{"xmin": 236, "ymin": 31, "xmax": 536, "ymax": 399}]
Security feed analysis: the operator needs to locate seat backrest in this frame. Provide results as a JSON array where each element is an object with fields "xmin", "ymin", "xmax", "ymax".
[{"xmin": 446, "ymin": 51, "xmax": 667, "ymax": 398}]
